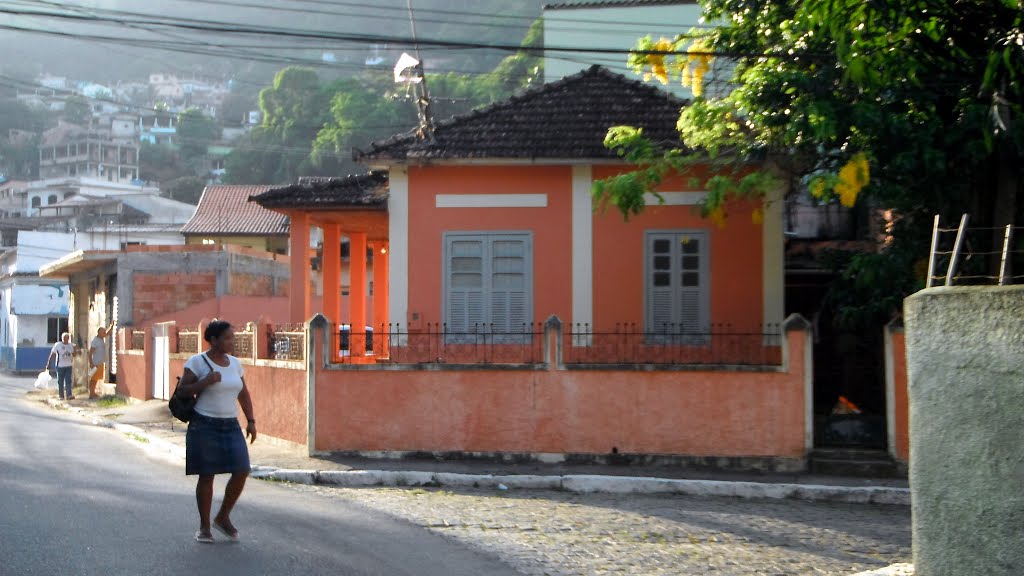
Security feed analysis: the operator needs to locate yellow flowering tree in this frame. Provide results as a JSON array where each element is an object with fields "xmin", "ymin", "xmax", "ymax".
[{"xmin": 592, "ymin": 0, "xmax": 1024, "ymax": 329}]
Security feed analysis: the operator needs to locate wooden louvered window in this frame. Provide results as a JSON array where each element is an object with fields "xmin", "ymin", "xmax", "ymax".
[
  {"xmin": 444, "ymin": 232, "xmax": 532, "ymax": 344},
  {"xmin": 646, "ymin": 231, "xmax": 710, "ymax": 344}
]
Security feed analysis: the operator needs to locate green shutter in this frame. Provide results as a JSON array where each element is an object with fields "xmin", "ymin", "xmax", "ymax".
[
  {"xmin": 646, "ymin": 231, "xmax": 709, "ymax": 343},
  {"xmin": 445, "ymin": 233, "xmax": 532, "ymax": 344},
  {"xmin": 446, "ymin": 237, "xmax": 485, "ymax": 340}
]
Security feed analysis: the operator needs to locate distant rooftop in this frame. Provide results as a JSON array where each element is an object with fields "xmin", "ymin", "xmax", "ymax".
[
  {"xmin": 252, "ymin": 172, "xmax": 389, "ymax": 211},
  {"xmin": 181, "ymin": 185, "xmax": 289, "ymax": 236}
]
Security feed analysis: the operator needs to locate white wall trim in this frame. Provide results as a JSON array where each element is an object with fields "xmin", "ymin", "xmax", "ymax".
[
  {"xmin": 804, "ymin": 327, "xmax": 815, "ymax": 453},
  {"xmin": 388, "ymin": 167, "xmax": 409, "ymax": 345},
  {"xmin": 642, "ymin": 191, "xmax": 708, "ymax": 206},
  {"xmin": 762, "ymin": 182, "xmax": 785, "ymax": 331},
  {"xmin": 884, "ymin": 324, "xmax": 898, "ymax": 459},
  {"xmin": 435, "ymin": 193, "xmax": 548, "ymax": 209},
  {"xmin": 572, "ymin": 165, "xmax": 593, "ymax": 346}
]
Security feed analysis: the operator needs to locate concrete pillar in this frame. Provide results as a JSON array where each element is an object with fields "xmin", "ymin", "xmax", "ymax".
[
  {"xmin": 904, "ymin": 286, "xmax": 1024, "ymax": 576},
  {"xmin": 372, "ymin": 241, "xmax": 389, "ymax": 360},
  {"xmin": 289, "ymin": 212, "xmax": 311, "ymax": 324},
  {"xmin": 348, "ymin": 232, "xmax": 368, "ymax": 359},
  {"xmin": 322, "ymin": 224, "xmax": 341, "ymax": 362}
]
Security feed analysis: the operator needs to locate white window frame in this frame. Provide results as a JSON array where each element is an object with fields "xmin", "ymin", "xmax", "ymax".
[
  {"xmin": 442, "ymin": 231, "xmax": 534, "ymax": 344},
  {"xmin": 644, "ymin": 230, "xmax": 711, "ymax": 344}
]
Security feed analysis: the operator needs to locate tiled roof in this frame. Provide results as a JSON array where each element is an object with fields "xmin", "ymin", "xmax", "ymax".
[
  {"xmin": 356, "ymin": 66, "xmax": 686, "ymax": 162},
  {"xmin": 544, "ymin": 0, "xmax": 694, "ymax": 10},
  {"xmin": 180, "ymin": 185, "xmax": 289, "ymax": 236},
  {"xmin": 250, "ymin": 172, "xmax": 389, "ymax": 211}
]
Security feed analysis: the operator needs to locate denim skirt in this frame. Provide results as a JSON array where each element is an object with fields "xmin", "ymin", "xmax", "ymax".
[{"xmin": 185, "ymin": 413, "xmax": 250, "ymax": 476}]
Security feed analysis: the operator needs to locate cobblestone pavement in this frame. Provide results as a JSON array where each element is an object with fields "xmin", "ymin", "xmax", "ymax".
[{"xmin": 298, "ymin": 485, "xmax": 911, "ymax": 576}]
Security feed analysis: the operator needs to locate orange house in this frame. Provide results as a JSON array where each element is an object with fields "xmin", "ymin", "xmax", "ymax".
[
  {"xmin": 255, "ymin": 66, "xmax": 785, "ymax": 356},
  {"xmin": 248, "ymin": 67, "xmax": 805, "ymax": 466}
]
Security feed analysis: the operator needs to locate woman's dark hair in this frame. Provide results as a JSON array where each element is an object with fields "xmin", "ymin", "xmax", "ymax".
[{"xmin": 204, "ymin": 320, "xmax": 232, "ymax": 343}]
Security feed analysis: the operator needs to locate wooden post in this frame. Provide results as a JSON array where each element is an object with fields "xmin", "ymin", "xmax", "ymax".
[
  {"xmin": 926, "ymin": 215, "xmax": 940, "ymax": 289},
  {"xmin": 946, "ymin": 214, "xmax": 969, "ymax": 287}
]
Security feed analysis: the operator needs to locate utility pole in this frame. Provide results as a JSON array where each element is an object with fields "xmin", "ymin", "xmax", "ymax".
[{"xmin": 406, "ymin": 0, "xmax": 435, "ymax": 143}]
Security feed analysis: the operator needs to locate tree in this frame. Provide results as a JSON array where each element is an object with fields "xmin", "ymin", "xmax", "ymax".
[
  {"xmin": 224, "ymin": 67, "xmax": 338, "ymax": 184},
  {"xmin": 177, "ymin": 108, "xmax": 220, "ymax": 169},
  {"xmin": 62, "ymin": 95, "xmax": 92, "ymax": 126},
  {"xmin": 0, "ymin": 98, "xmax": 46, "ymax": 178},
  {"xmin": 161, "ymin": 175, "xmax": 207, "ymax": 205},
  {"xmin": 138, "ymin": 141, "xmax": 182, "ymax": 183},
  {"xmin": 311, "ymin": 77, "xmax": 417, "ymax": 175},
  {"xmin": 596, "ymin": 0, "xmax": 1024, "ymax": 328}
]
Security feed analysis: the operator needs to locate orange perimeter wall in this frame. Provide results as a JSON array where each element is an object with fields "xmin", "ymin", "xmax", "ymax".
[
  {"xmin": 115, "ymin": 352, "xmax": 306, "ymax": 446},
  {"xmin": 890, "ymin": 329, "xmax": 910, "ymax": 463},
  {"xmin": 312, "ymin": 328, "xmax": 808, "ymax": 457}
]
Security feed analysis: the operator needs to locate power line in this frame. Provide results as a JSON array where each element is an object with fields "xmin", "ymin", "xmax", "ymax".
[{"xmin": 0, "ymin": 5, "xmax": 754, "ymax": 58}]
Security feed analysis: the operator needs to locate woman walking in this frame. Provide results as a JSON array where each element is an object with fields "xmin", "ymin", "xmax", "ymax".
[{"xmin": 176, "ymin": 320, "xmax": 257, "ymax": 543}]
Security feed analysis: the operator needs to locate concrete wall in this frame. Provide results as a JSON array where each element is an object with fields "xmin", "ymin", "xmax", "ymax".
[
  {"xmin": 115, "ymin": 246, "xmax": 290, "ymax": 326},
  {"xmin": 904, "ymin": 286, "xmax": 1024, "ymax": 576}
]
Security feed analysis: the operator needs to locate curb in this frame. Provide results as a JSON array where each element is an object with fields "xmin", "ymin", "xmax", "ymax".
[
  {"xmin": 47, "ymin": 399, "xmax": 910, "ymax": 506},
  {"xmin": 850, "ymin": 564, "xmax": 914, "ymax": 576}
]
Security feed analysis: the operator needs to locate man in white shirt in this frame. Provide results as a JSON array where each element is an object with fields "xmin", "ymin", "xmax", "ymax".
[
  {"xmin": 88, "ymin": 323, "xmax": 114, "ymax": 399},
  {"xmin": 47, "ymin": 333, "xmax": 76, "ymax": 401}
]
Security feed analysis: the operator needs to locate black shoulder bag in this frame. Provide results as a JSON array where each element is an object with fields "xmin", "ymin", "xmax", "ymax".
[{"xmin": 168, "ymin": 353, "xmax": 215, "ymax": 423}]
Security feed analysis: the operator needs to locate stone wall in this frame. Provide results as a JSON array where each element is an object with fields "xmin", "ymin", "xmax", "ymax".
[{"xmin": 904, "ymin": 286, "xmax": 1024, "ymax": 576}]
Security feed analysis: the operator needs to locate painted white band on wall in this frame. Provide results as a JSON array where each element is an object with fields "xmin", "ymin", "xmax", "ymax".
[
  {"xmin": 642, "ymin": 191, "xmax": 708, "ymax": 206},
  {"xmin": 435, "ymin": 194, "xmax": 548, "ymax": 209},
  {"xmin": 572, "ymin": 165, "xmax": 593, "ymax": 346}
]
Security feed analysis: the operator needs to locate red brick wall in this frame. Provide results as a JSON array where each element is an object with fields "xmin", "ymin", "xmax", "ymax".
[
  {"xmin": 134, "ymin": 272, "xmax": 217, "ymax": 325},
  {"xmin": 229, "ymin": 273, "xmax": 271, "ymax": 297}
]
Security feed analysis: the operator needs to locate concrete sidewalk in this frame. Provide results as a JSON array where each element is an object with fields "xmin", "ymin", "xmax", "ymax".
[{"xmin": 26, "ymin": 387, "xmax": 910, "ymax": 505}]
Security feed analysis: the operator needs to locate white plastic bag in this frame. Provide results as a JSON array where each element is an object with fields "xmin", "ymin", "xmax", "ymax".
[{"xmin": 34, "ymin": 370, "xmax": 51, "ymax": 390}]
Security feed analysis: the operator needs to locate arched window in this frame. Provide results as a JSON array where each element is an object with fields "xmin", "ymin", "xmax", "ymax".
[
  {"xmin": 31, "ymin": 197, "xmax": 41, "ymax": 208},
  {"xmin": 47, "ymin": 195, "xmax": 58, "ymax": 205}
]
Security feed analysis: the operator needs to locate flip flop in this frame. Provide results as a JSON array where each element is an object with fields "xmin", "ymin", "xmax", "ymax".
[
  {"xmin": 213, "ymin": 520, "xmax": 239, "ymax": 542},
  {"xmin": 195, "ymin": 530, "xmax": 215, "ymax": 544}
]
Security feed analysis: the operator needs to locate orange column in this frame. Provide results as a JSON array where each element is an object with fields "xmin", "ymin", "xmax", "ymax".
[
  {"xmin": 349, "ymin": 232, "xmax": 368, "ymax": 359},
  {"xmin": 322, "ymin": 224, "xmax": 341, "ymax": 362},
  {"xmin": 289, "ymin": 212, "xmax": 311, "ymax": 324},
  {"xmin": 372, "ymin": 241, "xmax": 390, "ymax": 360}
]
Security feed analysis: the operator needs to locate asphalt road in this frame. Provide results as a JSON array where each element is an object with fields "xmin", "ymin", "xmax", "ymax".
[{"xmin": 0, "ymin": 375, "xmax": 521, "ymax": 576}]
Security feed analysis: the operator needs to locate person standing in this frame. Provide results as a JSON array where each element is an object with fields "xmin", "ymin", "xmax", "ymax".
[
  {"xmin": 88, "ymin": 323, "xmax": 114, "ymax": 399},
  {"xmin": 175, "ymin": 321, "xmax": 257, "ymax": 543},
  {"xmin": 46, "ymin": 332, "xmax": 76, "ymax": 400}
]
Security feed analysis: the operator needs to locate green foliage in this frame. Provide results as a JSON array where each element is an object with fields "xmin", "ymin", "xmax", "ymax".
[
  {"xmin": 160, "ymin": 175, "xmax": 207, "ymax": 205},
  {"xmin": 0, "ymin": 98, "xmax": 46, "ymax": 178},
  {"xmin": 62, "ymin": 95, "xmax": 91, "ymax": 126},
  {"xmin": 311, "ymin": 77, "xmax": 417, "ymax": 175},
  {"xmin": 225, "ymin": 20, "xmax": 545, "ymax": 184},
  {"xmin": 177, "ymin": 108, "xmax": 220, "ymax": 165},
  {"xmin": 597, "ymin": 0, "xmax": 1024, "ymax": 327},
  {"xmin": 139, "ymin": 141, "xmax": 181, "ymax": 183}
]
